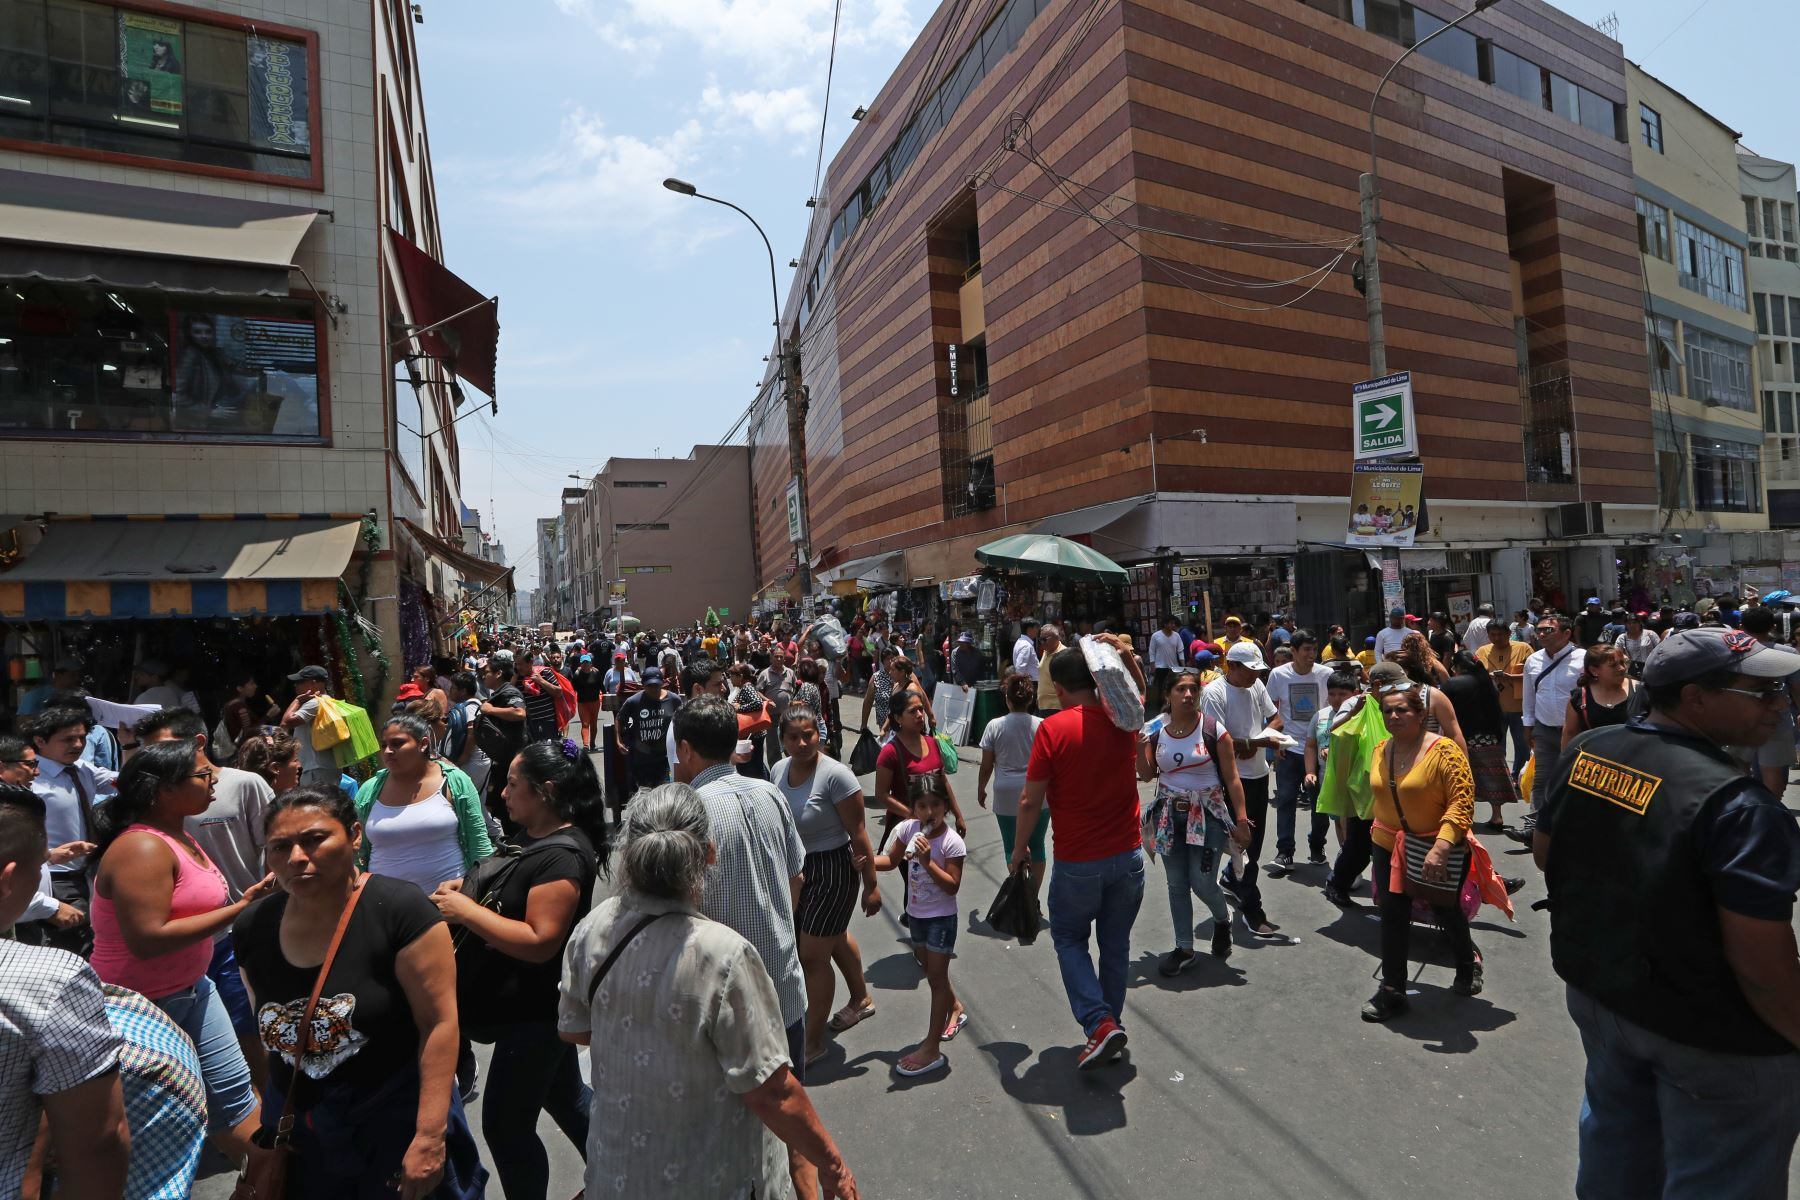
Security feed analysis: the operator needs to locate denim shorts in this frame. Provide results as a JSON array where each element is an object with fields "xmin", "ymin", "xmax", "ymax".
[
  {"xmin": 153, "ymin": 973, "xmax": 259, "ymax": 1133},
  {"xmin": 206, "ymin": 937, "xmax": 256, "ymax": 1040},
  {"xmin": 907, "ymin": 912, "xmax": 958, "ymax": 957}
]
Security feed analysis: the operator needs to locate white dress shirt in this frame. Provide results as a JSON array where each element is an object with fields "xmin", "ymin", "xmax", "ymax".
[
  {"xmin": 1521, "ymin": 643, "xmax": 1586, "ymax": 729},
  {"xmin": 1012, "ymin": 635, "xmax": 1040, "ymax": 681},
  {"xmin": 1460, "ymin": 616, "xmax": 1491, "ymax": 655}
]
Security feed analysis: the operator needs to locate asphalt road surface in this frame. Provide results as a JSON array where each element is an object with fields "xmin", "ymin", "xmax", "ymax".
[{"xmin": 195, "ymin": 698, "xmax": 1800, "ymax": 1198}]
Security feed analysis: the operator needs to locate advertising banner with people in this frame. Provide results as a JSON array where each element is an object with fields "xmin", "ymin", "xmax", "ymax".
[
  {"xmin": 1346, "ymin": 462, "xmax": 1424, "ymax": 547},
  {"xmin": 119, "ymin": 12, "xmax": 184, "ymax": 120},
  {"xmin": 168, "ymin": 312, "xmax": 320, "ymax": 437}
]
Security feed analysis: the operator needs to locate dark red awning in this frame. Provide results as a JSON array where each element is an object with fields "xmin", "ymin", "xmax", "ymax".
[{"xmin": 387, "ymin": 229, "xmax": 499, "ymax": 398}]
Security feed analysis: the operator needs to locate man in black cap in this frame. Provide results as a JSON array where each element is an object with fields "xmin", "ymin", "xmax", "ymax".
[
  {"xmin": 619, "ymin": 668, "xmax": 679, "ymax": 793},
  {"xmin": 279, "ymin": 665, "xmax": 340, "ymax": 788},
  {"xmin": 1535, "ymin": 626, "xmax": 1800, "ymax": 1197}
]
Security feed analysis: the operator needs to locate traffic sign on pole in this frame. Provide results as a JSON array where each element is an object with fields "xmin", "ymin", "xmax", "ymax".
[{"xmin": 1352, "ymin": 371, "xmax": 1416, "ymax": 461}]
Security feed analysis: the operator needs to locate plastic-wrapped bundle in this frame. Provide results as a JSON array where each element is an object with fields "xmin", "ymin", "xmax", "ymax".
[
  {"xmin": 801, "ymin": 616, "xmax": 848, "ymax": 660},
  {"xmin": 1080, "ymin": 635, "xmax": 1145, "ymax": 731}
]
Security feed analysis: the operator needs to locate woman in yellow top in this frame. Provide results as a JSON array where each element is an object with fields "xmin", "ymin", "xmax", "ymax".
[{"xmin": 1363, "ymin": 681, "xmax": 1480, "ymax": 1023}]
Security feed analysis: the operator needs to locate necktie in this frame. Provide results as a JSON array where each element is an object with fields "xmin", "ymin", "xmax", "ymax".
[{"xmin": 69, "ymin": 765, "xmax": 94, "ymax": 842}]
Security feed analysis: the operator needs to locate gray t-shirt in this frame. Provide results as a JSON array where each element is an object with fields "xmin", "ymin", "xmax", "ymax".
[
  {"xmin": 771, "ymin": 755, "xmax": 861, "ymax": 854},
  {"xmin": 978, "ymin": 711, "xmax": 1042, "ymax": 815},
  {"xmin": 184, "ymin": 766, "xmax": 273, "ymax": 901},
  {"xmin": 293, "ymin": 697, "xmax": 330, "ymax": 776}
]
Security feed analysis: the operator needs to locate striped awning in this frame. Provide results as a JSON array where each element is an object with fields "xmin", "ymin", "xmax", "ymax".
[{"xmin": 0, "ymin": 516, "xmax": 360, "ymax": 621}]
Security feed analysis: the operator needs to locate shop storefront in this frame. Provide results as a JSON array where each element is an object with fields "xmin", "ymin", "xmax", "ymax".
[
  {"xmin": 1399, "ymin": 549, "xmax": 1492, "ymax": 628},
  {"xmin": 1170, "ymin": 556, "xmax": 1294, "ymax": 638}
]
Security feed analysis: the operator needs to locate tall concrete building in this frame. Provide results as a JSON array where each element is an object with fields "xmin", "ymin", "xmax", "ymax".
[
  {"xmin": 753, "ymin": 0, "xmax": 1665, "ymax": 629},
  {"xmin": 0, "ymin": 0, "xmax": 501, "ymax": 707},
  {"xmin": 1739, "ymin": 152, "xmax": 1800, "ymax": 528},
  {"xmin": 565, "ymin": 446, "xmax": 756, "ymax": 631}
]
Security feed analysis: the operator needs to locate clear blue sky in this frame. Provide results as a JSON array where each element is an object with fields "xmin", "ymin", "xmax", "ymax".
[{"xmin": 415, "ymin": 0, "xmax": 1787, "ymax": 590}]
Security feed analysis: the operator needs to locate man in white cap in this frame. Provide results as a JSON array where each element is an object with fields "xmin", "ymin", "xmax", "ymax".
[
  {"xmin": 1536, "ymin": 626, "xmax": 1800, "ymax": 1198},
  {"xmin": 1201, "ymin": 641, "xmax": 1294, "ymax": 943}
]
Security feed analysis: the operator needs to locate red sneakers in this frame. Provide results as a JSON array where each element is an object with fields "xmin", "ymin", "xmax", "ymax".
[{"xmin": 1077, "ymin": 1017, "xmax": 1127, "ymax": 1070}]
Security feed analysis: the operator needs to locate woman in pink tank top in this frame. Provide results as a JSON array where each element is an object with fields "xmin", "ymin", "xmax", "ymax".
[{"xmin": 92, "ymin": 738, "xmax": 277, "ymax": 1159}]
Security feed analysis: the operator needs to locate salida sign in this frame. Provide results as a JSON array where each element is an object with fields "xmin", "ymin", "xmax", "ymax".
[{"xmin": 1352, "ymin": 371, "xmax": 1416, "ymax": 460}]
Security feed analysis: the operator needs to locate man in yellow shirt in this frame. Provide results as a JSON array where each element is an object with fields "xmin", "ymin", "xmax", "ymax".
[
  {"xmin": 1355, "ymin": 636, "xmax": 1377, "ymax": 671},
  {"xmin": 1213, "ymin": 614, "xmax": 1256, "ymax": 659},
  {"xmin": 1475, "ymin": 620, "xmax": 1533, "ymax": 775}
]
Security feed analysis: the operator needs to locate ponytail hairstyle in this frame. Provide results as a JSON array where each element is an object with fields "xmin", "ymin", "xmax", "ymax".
[
  {"xmin": 381, "ymin": 714, "xmax": 436, "ymax": 761},
  {"xmin": 619, "ymin": 783, "xmax": 709, "ymax": 901},
  {"xmin": 1002, "ymin": 670, "xmax": 1035, "ymax": 712},
  {"xmin": 511, "ymin": 738, "xmax": 611, "ymax": 874},
  {"xmin": 96, "ymin": 738, "xmax": 201, "ymax": 856}
]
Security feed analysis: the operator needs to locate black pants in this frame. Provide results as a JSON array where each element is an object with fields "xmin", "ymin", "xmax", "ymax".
[
  {"xmin": 1370, "ymin": 844, "xmax": 1476, "ymax": 990},
  {"xmin": 477, "ymin": 1022, "xmax": 591, "ymax": 1200},
  {"xmin": 15, "ymin": 871, "xmax": 92, "ymax": 958},
  {"xmin": 1328, "ymin": 816, "xmax": 1374, "ymax": 896},
  {"xmin": 1221, "ymin": 773, "xmax": 1271, "ymax": 924}
]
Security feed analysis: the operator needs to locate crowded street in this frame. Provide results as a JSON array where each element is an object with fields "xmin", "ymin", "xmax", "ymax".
[{"xmin": 4, "ymin": 0, "xmax": 1800, "ymax": 1198}]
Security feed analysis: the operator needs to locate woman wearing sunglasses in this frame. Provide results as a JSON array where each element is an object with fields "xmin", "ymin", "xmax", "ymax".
[{"xmin": 1363, "ymin": 680, "xmax": 1480, "ymax": 1023}]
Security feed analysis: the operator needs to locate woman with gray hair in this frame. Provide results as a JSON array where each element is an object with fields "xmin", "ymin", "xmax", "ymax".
[{"xmin": 558, "ymin": 783, "xmax": 861, "ymax": 1199}]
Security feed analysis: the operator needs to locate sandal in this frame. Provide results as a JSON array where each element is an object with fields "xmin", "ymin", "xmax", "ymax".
[
  {"xmin": 894, "ymin": 1051, "xmax": 947, "ymax": 1078},
  {"xmin": 828, "ymin": 1001, "xmax": 875, "ymax": 1032},
  {"xmin": 942, "ymin": 1011, "xmax": 968, "ymax": 1041},
  {"xmin": 804, "ymin": 1044, "xmax": 830, "ymax": 1067}
]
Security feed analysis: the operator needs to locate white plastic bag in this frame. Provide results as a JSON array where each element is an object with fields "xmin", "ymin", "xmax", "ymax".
[{"xmin": 1079, "ymin": 636, "xmax": 1145, "ymax": 732}]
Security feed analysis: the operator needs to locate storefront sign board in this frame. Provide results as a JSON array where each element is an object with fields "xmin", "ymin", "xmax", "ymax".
[
  {"xmin": 120, "ymin": 12, "xmax": 183, "ymax": 120},
  {"xmin": 1352, "ymin": 372, "xmax": 1416, "ymax": 460},
  {"xmin": 1447, "ymin": 591, "xmax": 1473, "ymax": 625},
  {"xmin": 786, "ymin": 478, "xmax": 805, "ymax": 545},
  {"xmin": 249, "ymin": 35, "xmax": 312, "ymax": 153},
  {"xmin": 1346, "ymin": 462, "xmax": 1424, "ymax": 547}
]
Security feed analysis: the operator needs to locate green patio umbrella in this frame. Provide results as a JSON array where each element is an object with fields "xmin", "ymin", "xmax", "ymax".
[{"xmin": 975, "ymin": 533, "xmax": 1130, "ymax": 586}]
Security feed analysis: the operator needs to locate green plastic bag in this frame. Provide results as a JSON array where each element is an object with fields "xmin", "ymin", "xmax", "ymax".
[
  {"xmin": 934, "ymin": 731, "xmax": 960, "ymax": 774},
  {"xmin": 332, "ymin": 702, "xmax": 381, "ymax": 768},
  {"xmin": 1316, "ymin": 696, "xmax": 1384, "ymax": 820}
]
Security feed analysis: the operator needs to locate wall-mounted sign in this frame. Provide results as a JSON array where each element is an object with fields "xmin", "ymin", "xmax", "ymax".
[
  {"xmin": 786, "ymin": 477, "xmax": 805, "ymax": 545},
  {"xmin": 1347, "ymin": 461, "xmax": 1425, "ymax": 548},
  {"xmin": 947, "ymin": 342, "xmax": 959, "ymax": 397},
  {"xmin": 1353, "ymin": 371, "xmax": 1417, "ymax": 461}
]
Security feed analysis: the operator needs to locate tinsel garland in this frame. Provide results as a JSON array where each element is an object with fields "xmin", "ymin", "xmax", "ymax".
[{"xmin": 332, "ymin": 609, "xmax": 365, "ymax": 707}]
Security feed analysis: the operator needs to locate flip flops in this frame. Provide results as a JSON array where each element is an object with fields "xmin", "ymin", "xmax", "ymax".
[
  {"xmin": 942, "ymin": 1011, "xmax": 968, "ymax": 1041},
  {"xmin": 828, "ymin": 1001, "xmax": 875, "ymax": 1032},
  {"xmin": 895, "ymin": 1052, "xmax": 947, "ymax": 1077}
]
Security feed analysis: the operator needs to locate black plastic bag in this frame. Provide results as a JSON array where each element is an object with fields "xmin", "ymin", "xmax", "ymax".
[
  {"xmin": 848, "ymin": 729, "xmax": 880, "ymax": 776},
  {"xmin": 985, "ymin": 866, "xmax": 1040, "ymax": 944}
]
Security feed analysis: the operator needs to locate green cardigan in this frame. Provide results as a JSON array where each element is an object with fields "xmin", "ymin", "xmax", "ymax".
[{"xmin": 353, "ymin": 763, "xmax": 495, "ymax": 872}]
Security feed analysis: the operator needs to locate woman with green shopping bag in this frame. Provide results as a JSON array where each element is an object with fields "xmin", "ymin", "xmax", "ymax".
[{"xmin": 1315, "ymin": 665, "xmax": 1392, "ymax": 907}]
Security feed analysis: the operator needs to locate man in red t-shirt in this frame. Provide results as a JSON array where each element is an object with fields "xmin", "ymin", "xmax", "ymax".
[{"xmin": 1012, "ymin": 636, "xmax": 1146, "ymax": 1071}]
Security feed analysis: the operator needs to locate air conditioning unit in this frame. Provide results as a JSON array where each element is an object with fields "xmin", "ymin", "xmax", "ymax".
[{"xmin": 1547, "ymin": 501, "xmax": 1604, "ymax": 538}]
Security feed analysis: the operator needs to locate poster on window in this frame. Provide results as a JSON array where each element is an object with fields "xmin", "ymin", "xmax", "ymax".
[
  {"xmin": 248, "ymin": 36, "xmax": 311, "ymax": 153},
  {"xmin": 168, "ymin": 313, "xmax": 320, "ymax": 437},
  {"xmin": 1345, "ymin": 462, "xmax": 1424, "ymax": 547},
  {"xmin": 119, "ymin": 13, "xmax": 184, "ymax": 120}
]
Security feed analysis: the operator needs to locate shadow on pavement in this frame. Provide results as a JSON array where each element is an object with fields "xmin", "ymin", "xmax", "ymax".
[
  {"xmin": 836, "ymin": 1046, "xmax": 957, "ymax": 1091},
  {"xmin": 1376, "ymin": 992, "xmax": 1518, "ymax": 1054},
  {"xmin": 1125, "ymin": 948, "xmax": 1247, "ymax": 992},
  {"xmin": 862, "ymin": 950, "xmax": 924, "ymax": 991},
  {"xmin": 980, "ymin": 1041, "xmax": 1137, "ymax": 1135}
]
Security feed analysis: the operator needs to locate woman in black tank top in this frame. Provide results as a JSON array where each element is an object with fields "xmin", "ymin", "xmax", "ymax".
[{"xmin": 1564, "ymin": 644, "xmax": 1639, "ymax": 743}]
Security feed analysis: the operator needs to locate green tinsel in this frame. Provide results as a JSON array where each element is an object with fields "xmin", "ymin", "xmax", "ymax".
[{"xmin": 332, "ymin": 608, "xmax": 365, "ymax": 707}]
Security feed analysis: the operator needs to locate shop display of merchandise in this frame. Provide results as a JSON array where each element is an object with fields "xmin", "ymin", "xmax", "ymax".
[{"xmin": 1080, "ymin": 635, "xmax": 1145, "ymax": 732}]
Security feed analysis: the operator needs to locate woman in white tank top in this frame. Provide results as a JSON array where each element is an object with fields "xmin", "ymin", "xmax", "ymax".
[
  {"xmin": 360, "ymin": 713, "xmax": 477, "ymax": 893},
  {"xmin": 1138, "ymin": 670, "xmax": 1254, "ymax": 974}
]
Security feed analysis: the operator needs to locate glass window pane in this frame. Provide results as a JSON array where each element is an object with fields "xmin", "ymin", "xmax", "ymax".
[
  {"xmin": 1355, "ymin": 0, "xmax": 1405, "ymax": 44},
  {"xmin": 47, "ymin": 0, "xmax": 119, "ymax": 123},
  {"xmin": 1767, "ymin": 391, "xmax": 1778, "ymax": 433},
  {"xmin": 1764, "ymin": 200, "xmax": 1779, "ymax": 243},
  {"xmin": 186, "ymin": 22, "xmax": 248, "ymax": 145},
  {"xmin": 1789, "ymin": 297, "xmax": 1800, "ymax": 332},
  {"xmin": 1785, "ymin": 204, "xmax": 1797, "ymax": 243},
  {"xmin": 1547, "ymin": 72, "xmax": 1578, "ymax": 120},
  {"xmin": 1640, "ymin": 103, "xmax": 1662, "ymax": 150},
  {"xmin": 1411, "ymin": 9, "xmax": 1479, "ymax": 76},
  {"xmin": 0, "ymin": 0, "xmax": 48, "ymax": 114},
  {"xmin": 1775, "ymin": 301, "xmax": 1789, "ymax": 338},
  {"xmin": 1756, "ymin": 293, "xmax": 1770, "ymax": 334},
  {"xmin": 1747, "ymin": 198, "xmax": 1761, "ymax": 237},
  {"xmin": 1578, "ymin": 86, "xmax": 1616, "ymax": 138}
]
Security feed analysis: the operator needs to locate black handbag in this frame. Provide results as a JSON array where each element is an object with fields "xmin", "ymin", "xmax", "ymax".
[
  {"xmin": 1386, "ymin": 739, "xmax": 1469, "ymax": 907},
  {"xmin": 983, "ymin": 866, "xmax": 1041, "ymax": 944},
  {"xmin": 848, "ymin": 729, "xmax": 880, "ymax": 776}
]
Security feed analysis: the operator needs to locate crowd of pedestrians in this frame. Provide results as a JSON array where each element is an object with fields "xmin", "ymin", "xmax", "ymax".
[{"xmin": 3, "ymin": 592, "xmax": 1798, "ymax": 1199}]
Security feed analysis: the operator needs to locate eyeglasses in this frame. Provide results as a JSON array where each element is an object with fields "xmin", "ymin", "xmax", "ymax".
[
  {"xmin": 0, "ymin": 758, "xmax": 38, "ymax": 771},
  {"xmin": 1714, "ymin": 684, "xmax": 1790, "ymax": 703},
  {"xmin": 1535, "ymin": 625, "xmax": 1558, "ymax": 634}
]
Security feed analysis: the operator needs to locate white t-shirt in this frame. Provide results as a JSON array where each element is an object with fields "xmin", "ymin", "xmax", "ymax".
[
  {"xmin": 1373, "ymin": 625, "xmax": 1410, "ymax": 660},
  {"xmin": 366, "ymin": 793, "xmax": 466, "ymax": 893},
  {"xmin": 1147, "ymin": 630, "xmax": 1185, "ymax": 671},
  {"xmin": 134, "ymin": 684, "xmax": 186, "ymax": 710},
  {"xmin": 1461, "ymin": 616, "xmax": 1491, "ymax": 654},
  {"xmin": 978, "ymin": 711, "xmax": 1041, "ymax": 816},
  {"xmin": 1264, "ymin": 664, "xmax": 1325, "ymax": 758},
  {"xmin": 888, "ymin": 818, "xmax": 966, "ymax": 919},
  {"xmin": 1199, "ymin": 678, "xmax": 1277, "ymax": 781},
  {"xmin": 1141, "ymin": 712, "xmax": 1221, "ymax": 791}
]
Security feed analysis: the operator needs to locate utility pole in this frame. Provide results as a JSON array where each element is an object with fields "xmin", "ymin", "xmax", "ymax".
[{"xmin": 1361, "ymin": 0, "xmax": 1499, "ymax": 606}]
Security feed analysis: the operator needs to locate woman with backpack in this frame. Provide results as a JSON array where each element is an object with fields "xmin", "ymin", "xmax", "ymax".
[
  {"xmin": 431, "ymin": 739, "xmax": 606, "ymax": 1200},
  {"xmin": 1139, "ymin": 667, "xmax": 1253, "ymax": 974}
]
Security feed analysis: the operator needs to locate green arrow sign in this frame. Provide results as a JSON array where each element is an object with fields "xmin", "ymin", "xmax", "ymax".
[{"xmin": 1352, "ymin": 371, "xmax": 1417, "ymax": 461}]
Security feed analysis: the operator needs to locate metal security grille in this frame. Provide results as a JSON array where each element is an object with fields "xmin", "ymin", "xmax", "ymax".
[
  {"xmin": 1522, "ymin": 362, "xmax": 1579, "ymax": 501},
  {"xmin": 940, "ymin": 383, "xmax": 994, "ymax": 518}
]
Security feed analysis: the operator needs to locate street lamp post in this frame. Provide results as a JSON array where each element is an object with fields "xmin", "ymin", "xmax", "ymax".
[
  {"xmin": 1360, "ymin": 0, "xmax": 1501, "ymax": 376},
  {"xmin": 664, "ymin": 178, "xmax": 812, "ymax": 598}
]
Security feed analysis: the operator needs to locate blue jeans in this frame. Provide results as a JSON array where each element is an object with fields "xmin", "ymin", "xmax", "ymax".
[
  {"xmin": 480, "ymin": 1021, "xmax": 591, "ymax": 1200},
  {"xmin": 1048, "ymin": 848, "xmax": 1145, "ymax": 1036},
  {"xmin": 1565, "ymin": 984, "xmax": 1800, "ymax": 1199},
  {"xmin": 154, "ymin": 973, "xmax": 258, "ymax": 1132},
  {"xmin": 1163, "ymin": 813, "xmax": 1229, "ymax": 950},
  {"xmin": 1503, "ymin": 710, "xmax": 1529, "ymax": 774},
  {"xmin": 206, "ymin": 936, "xmax": 256, "ymax": 1040},
  {"xmin": 1272, "ymin": 751, "xmax": 1328, "ymax": 857},
  {"xmin": 1530, "ymin": 724, "xmax": 1561, "ymax": 814}
]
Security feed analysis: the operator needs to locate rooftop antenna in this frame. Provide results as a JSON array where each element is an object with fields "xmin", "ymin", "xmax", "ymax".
[{"xmin": 1593, "ymin": 11, "xmax": 1619, "ymax": 39}]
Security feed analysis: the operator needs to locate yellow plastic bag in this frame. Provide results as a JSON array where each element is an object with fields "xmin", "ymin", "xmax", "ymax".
[
  {"xmin": 332, "ymin": 703, "xmax": 381, "ymax": 768},
  {"xmin": 310, "ymin": 693, "xmax": 350, "ymax": 752}
]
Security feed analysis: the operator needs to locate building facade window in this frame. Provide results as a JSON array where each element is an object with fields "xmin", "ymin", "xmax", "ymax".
[
  {"xmin": 1639, "ymin": 102, "xmax": 1662, "ymax": 152},
  {"xmin": 0, "ymin": 281, "xmax": 324, "ymax": 441},
  {"xmin": 1646, "ymin": 315, "xmax": 1680, "ymax": 395},
  {"xmin": 1674, "ymin": 216, "xmax": 1747, "ymax": 311},
  {"xmin": 613, "ymin": 522, "xmax": 669, "ymax": 532},
  {"xmin": 1636, "ymin": 196, "xmax": 1671, "ymax": 261},
  {"xmin": 1684, "ymin": 329, "xmax": 1753, "ymax": 410},
  {"xmin": 622, "ymin": 565, "xmax": 671, "ymax": 574},
  {"xmin": 0, "ymin": 0, "xmax": 316, "ymax": 185},
  {"xmin": 1692, "ymin": 441, "xmax": 1761, "ymax": 512},
  {"xmin": 613, "ymin": 480, "xmax": 666, "ymax": 488}
]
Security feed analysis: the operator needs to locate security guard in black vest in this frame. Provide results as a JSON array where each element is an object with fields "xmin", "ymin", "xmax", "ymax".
[{"xmin": 1535, "ymin": 626, "xmax": 1800, "ymax": 1199}]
